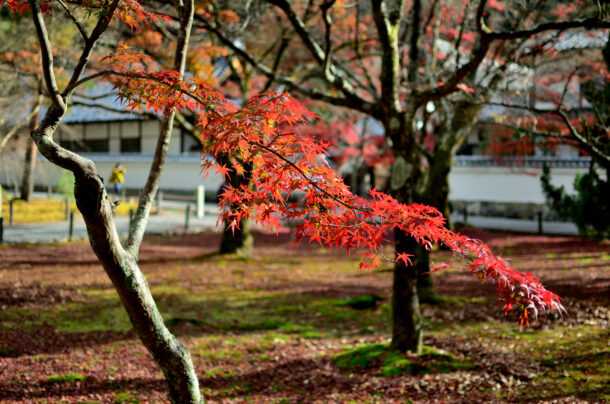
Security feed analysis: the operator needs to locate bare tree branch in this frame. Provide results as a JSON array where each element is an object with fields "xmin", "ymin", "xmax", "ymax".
[
  {"xmin": 487, "ymin": 16, "xmax": 610, "ymax": 41},
  {"xmin": 266, "ymin": 0, "xmax": 325, "ymax": 63},
  {"xmin": 57, "ymin": 0, "xmax": 89, "ymax": 41},
  {"xmin": 488, "ymin": 101, "xmax": 610, "ymax": 167},
  {"xmin": 195, "ymin": 16, "xmax": 381, "ymax": 117},
  {"xmin": 28, "ymin": 0, "xmax": 65, "ymax": 109},
  {"xmin": 371, "ymin": 0, "xmax": 405, "ymax": 113},
  {"xmin": 407, "ymin": 0, "xmax": 422, "ymax": 85},
  {"xmin": 320, "ymin": 1, "xmax": 336, "ymax": 78},
  {"xmin": 126, "ymin": 0, "xmax": 195, "ymax": 255},
  {"xmin": 0, "ymin": 99, "xmax": 42, "ymax": 153},
  {"xmin": 557, "ymin": 109, "xmax": 610, "ymax": 167},
  {"xmin": 418, "ymin": 1, "xmax": 610, "ymax": 108},
  {"xmin": 62, "ymin": 0, "xmax": 121, "ymax": 99},
  {"xmin": 263, "ymin": 0, "xmax": 370, "ymax": 108}
]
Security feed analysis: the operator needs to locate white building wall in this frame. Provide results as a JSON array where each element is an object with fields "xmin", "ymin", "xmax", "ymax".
[
  {"xmin": 448, "ymin": 165, "xmax": 591, "ymax": 204},
  {"xmin": 140, "ymin": 121, "xmax": 158, "ymax": 153},
  {"xmin": 86, "ymin": 122, "xmax": 107, "ymax": 140},
  {"xmin": 108, "ymin": 122, "xmax": 120, "ymax": 152},
  {"xmin": 0, "ymin": 154, "xmax": 224, "ymax": 194},
  {"xmin": 121, "ymin": 122, "xmax": 139, "ymax": 139},
  {"xmin": 2, "ymin": 153, "xmax": 597, "ymax": 206}
]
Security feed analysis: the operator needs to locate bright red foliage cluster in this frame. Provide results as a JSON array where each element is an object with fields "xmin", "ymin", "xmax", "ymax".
[
  {"xmin": 199, "ymin": 91, "xmax": 565, "ymax": 326},
  {"xmin": 102, "ymin": 46, "xmax": 564, "ymax": 326}
]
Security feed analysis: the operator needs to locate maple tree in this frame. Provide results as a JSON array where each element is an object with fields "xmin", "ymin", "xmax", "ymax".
[
  {"xmin": 1, "ymin": 0, "xmax": 573, "ymax": 402},
  {"xmin": 198, "ymin": 0, "xmax": 610, "ymax": 352}
]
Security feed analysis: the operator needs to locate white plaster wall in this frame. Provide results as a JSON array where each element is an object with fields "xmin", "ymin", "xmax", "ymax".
[
  {"xmin": 0, "ymin": 155, "xmax": 224, "ymax": 193},
  {"xmin": 94, "ymin": 160, "xmax": 222, "ymax": 191},
  {"xmin": 108, "ymin": 122, "xmax": 121, "ymax": 152},
  {"xmin": 448, "ymin": 165, "xmax": 592, "ymax": 203},
  {"xmin": 140, "ymin": 121, "xmax": 158, "ymax": 153},
  {"xmin": 139, "ymin": 122, "xmax": 181, "ymax": 154},
  {"xmin": 1, "ymin": 152, "xmax": 597, "ymax": 204},
  {"xmin": 121, "ymin": 122, "xmax": 139, "ymax": 139},
  {"xmin": 86, "ymin": 123, "xmax": 107, "ymax": 140}
]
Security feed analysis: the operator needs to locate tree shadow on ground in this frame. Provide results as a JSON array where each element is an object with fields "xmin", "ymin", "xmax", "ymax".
[
  {"xmin": 0, "ymin": 327, "xmax": 132, "ymax": 357},
  {"xmin": 0, "ymin": 375, "xmax": 165, "ymax": 401}
]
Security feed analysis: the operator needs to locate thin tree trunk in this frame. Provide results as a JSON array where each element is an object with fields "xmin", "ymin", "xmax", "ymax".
[
  {"xmin": 20, "ymin": 94, "xmax": 42, "ymax": 202},
  {"xmin": 0, "ymin": 99, "xmax": 42, "ymax": 153}
]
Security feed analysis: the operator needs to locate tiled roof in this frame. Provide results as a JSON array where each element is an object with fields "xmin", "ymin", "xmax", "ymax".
[{"xmin": 60, "ymin": 58, "xmax": 231, "ymax": 123}]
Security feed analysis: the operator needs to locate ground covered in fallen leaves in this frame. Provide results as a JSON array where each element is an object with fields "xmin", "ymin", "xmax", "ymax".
[{"xmin": 0, "ymin": 228, "xmax": 608, "ymax": 403}]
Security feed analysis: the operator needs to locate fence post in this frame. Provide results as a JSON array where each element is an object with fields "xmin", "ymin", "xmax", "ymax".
[
  {"xmin": 185, "ymin": 204, "xmax": 191, "ymax": 232},
  {"xmin": 156, "ymin": 191, "xmax": 163, "ymax": 214},
  {"xmin": 196, "ymin": 185, "xmax": 205, "ymax": 218},
  {"xmin": 9, "ymin": 199, "xmax": 14, "ymax": 226},
  {"xmin": 537, "ymin": 211, "xmax": 543, "ymax": 235},
  {"xmin": 69, "ymin": 211, "xmax": 74, "ymax": 241},
  {"xmin": 64, "ymin": 197, "xmax": 70, "ymax": 221},
  {"xmin": 47, "ymin": 185, "xmax": 52, "ymax": 198},
  {"xmin": 463, "ymin": 205, "xmax": 468, "ymax": 225},
  {"xmin": 0, "ymin": 217, "xmax": 3, "ymax": 244}
]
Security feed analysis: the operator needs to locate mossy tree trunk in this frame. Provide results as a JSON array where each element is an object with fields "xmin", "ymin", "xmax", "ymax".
[
  {"xmin": 26, "ymin": 0, "xmax": 203, "ymax": 402},
  {"xmin": 385, "ymin": 113, "xmax": 425, "ymax": 354}
]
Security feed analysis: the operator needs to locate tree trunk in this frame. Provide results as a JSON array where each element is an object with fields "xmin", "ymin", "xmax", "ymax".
[
  {"xmin": 74, "ymin": 174, "xmax": 203, "ymax": 404},
  {"xmin": 220, "ymin": 216, "xmax": 253, "ymax": 257},
  {"xmin": 20, "ymin": 94, "xmax": 42, "ymax": 202},
  {"xmin": 19, "ymin": 137, "xmax": 37, "ymax": 202},
  {"xmin": 414, "ymin": 151, "xmax": 453, "ymax": 303},
  {"xmin": 413, "ymin": 102, "xmax": 479, "ymax": 303},
  {"xmin": 386, "ymin": 117, "xmax": 424, "ymax": 353},
  {"xmin": 389, "ymin": 229, "xmax": 423, "ymax": 353},
  {"xmin": 218, "ymin": 159, "xmax": 253, "ymax": 257}
]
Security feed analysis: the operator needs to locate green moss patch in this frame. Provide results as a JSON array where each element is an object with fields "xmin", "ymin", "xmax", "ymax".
[
  {"xmin": 47, "ymin": 372, "xmax": 86, "ymax": 383},
  {"xmin": 333, "ymin": 343, "xmax": 473, "ymax": 376}
]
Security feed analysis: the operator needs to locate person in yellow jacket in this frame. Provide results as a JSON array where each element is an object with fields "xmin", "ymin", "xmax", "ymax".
[{"xmin": 109, "ymin": 163, "xmax": 126, "ymax": 198}]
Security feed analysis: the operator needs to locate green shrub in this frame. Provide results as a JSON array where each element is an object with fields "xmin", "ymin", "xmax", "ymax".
[{"xmin": 541, "ymin": 164, "xmax": 610, "ymax": 241}]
